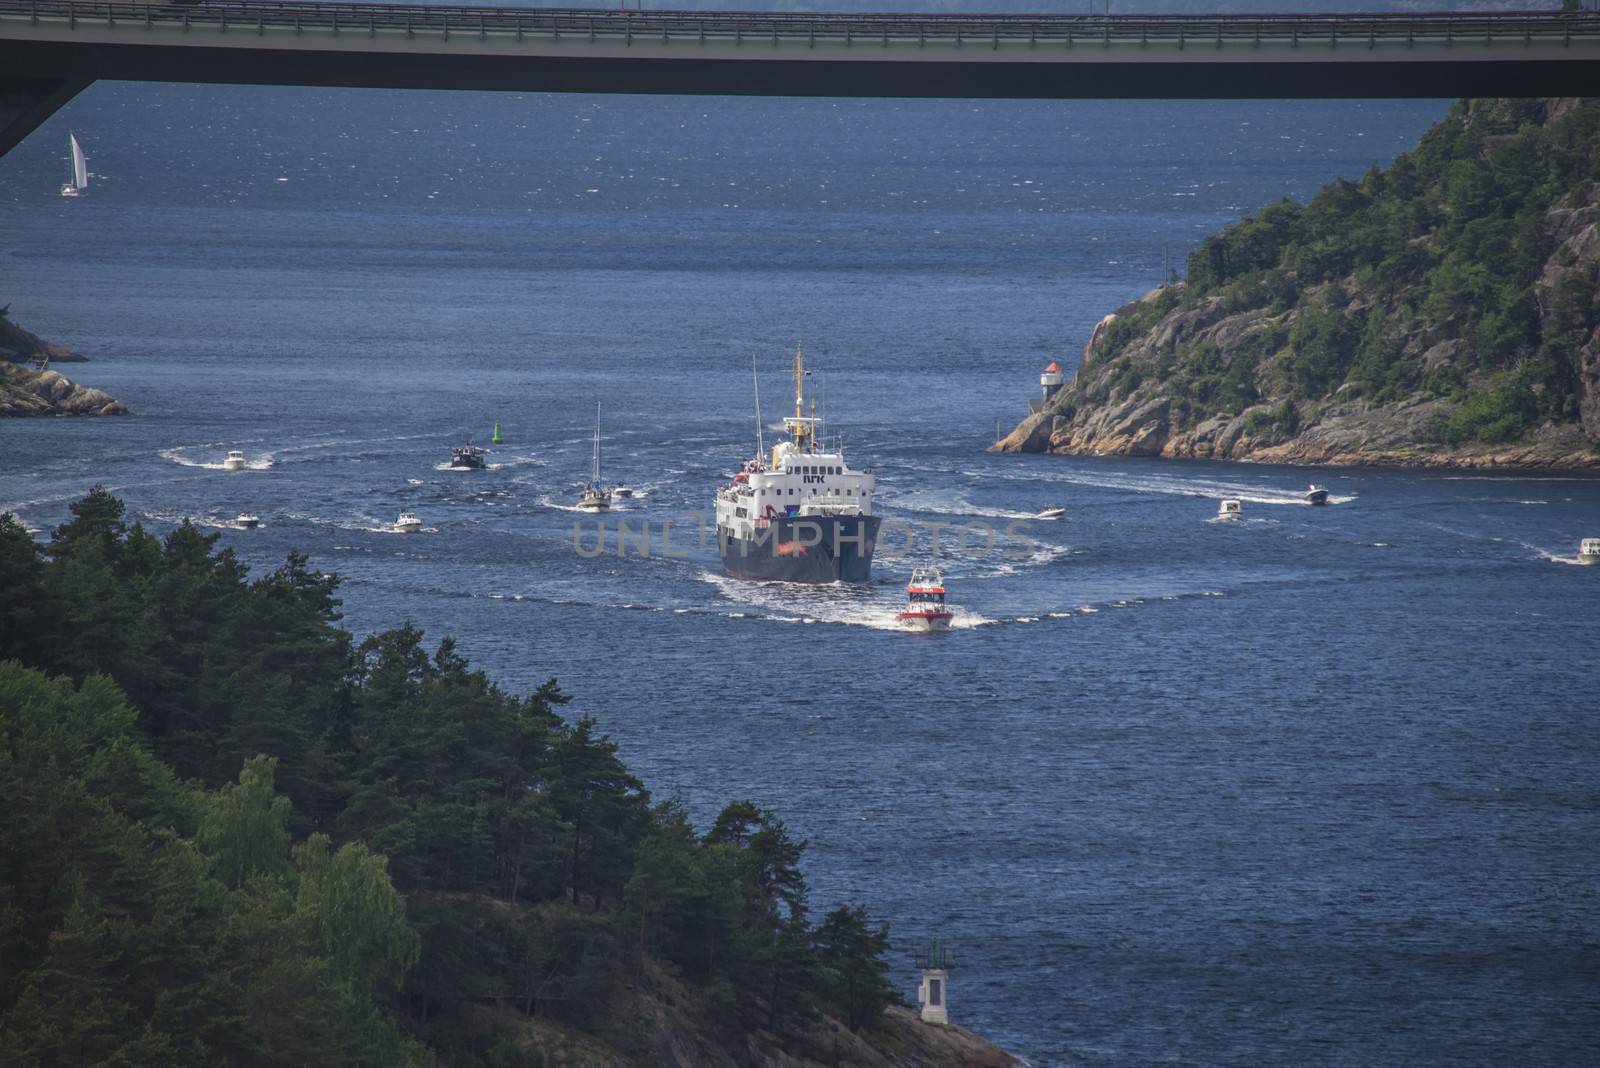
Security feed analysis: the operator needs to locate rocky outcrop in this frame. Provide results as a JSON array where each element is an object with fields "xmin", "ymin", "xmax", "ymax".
[
  {"xmin": 1, "ymin": 363, "xmax": 128, "ymax": 417},
  {"xmin": 0, "ymin": 310, "xmax": 125, "ymax": 417},
  {"xmin": 998, "ymin": 99, "xmax": 1600, "ymax": 471},
  {"xmin": 473, "ymin": 960, "xmax": 1018, "ymax": 1068},
  {"xmin": 0, "ymin": 309, "xmax": 86, "ymax": 365}
]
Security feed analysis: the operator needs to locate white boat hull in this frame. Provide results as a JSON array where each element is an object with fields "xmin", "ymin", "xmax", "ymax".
[
  {"xmin": 224, "ymin": 461, "xmax": 245, "ymax": 471},
  {"xmin": 1577, "ymin": 553, "xmax": 1599, "ymax": 566},
  {"xmin": 898, "ymin": 612, "xmax": 952, "ymax": 633}
]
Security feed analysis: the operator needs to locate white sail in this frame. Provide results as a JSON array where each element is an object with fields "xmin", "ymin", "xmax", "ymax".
[{"xmin": 69, "ymin": 133, "xmax": 87, "ymax": 191}]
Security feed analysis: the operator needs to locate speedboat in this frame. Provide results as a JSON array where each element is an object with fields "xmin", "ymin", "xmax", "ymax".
[
  {"xmin": 1305, "ymin": 485, "xmax": 1329, "ymax": 506},
  {"xmin": 449, "ymin": 444, "xmax": 486, "ymax": 470},
  {"xmin": 235, "ymin": 513, "xmax": 260, "ymax": 529},
  {"xmin": 896, "ymin": 566, "xmax": 954, "ymax": 633},
  {"xmin": 395, "ymin": 511, "xmax": 423, "ymax": 534},
  {"xmin": 223, "ymin": 450, "xmax": 248, "ymax": 471},
  {"xmin": 612, "ymin": 483, "xmax": 634, "ymax": 499},
  {"xmin": 1034, "ymin": 506, "xmax": 1065, "ymax": 520},
  {"xmin": 1218, "ymin": 499, "xmax": 1243, "ymax": 521},
  {"xmin": 1578, "ymin": 538, "xmax": 1600, "ymax": 565}
]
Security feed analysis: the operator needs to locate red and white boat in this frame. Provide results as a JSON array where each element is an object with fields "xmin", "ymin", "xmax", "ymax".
[{"xmin": 897, "ymin": 566, "xmax": 954, "ymax": 633}]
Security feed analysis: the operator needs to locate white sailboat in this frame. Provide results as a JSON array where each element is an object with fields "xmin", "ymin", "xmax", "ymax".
[
  {"xmin": 577, "ymin": 402, "xmax": 611, "ymax": 512},
  {"xmin": 60, "ymin": 133, "xmax": 88, "ymax": 198}
]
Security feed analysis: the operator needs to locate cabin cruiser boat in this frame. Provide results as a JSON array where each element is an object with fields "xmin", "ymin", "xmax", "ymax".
[
  {"xmin": 1218, "ymin": 499, "xmax": 1243, "ymax": 521},
  {"xmin": 896, "ymin": 566, "xmax": 953, "ymax": 633},
  {"xmin": 223, "ymin": 450, "xmax": 248, "ymax": 471},
  {"xmin": 1034, "ymin": 506, "xmax": 1065, "ymax": 520},
  {"xmin": 449, "ymin": 444, "xmax": 487, "ymax": 470},
  {"xmin": 395, "ymin": 512, "xmax": 423, "ymax": 534},
  {"xmin": 1578, "ymin": 538, "xmax": 1600, "ymax": 565},
  {"xmin": 611, "ymin": 483, "xmax": 634, "ymax": 499},
  {"xmin": 235, "ymin": 513, "xmax": 260, "ymax": 529},
  {"xmin": 1305, "ymin": 485, "xmax": 1330, "ymax": 506}
]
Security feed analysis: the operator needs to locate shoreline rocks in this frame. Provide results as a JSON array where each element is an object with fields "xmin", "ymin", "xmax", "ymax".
[{"xmin": 0, "ymin": 309, "xmax": 126, "ymax": 418}]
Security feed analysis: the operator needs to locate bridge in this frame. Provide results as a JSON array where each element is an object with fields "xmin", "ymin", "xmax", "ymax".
[{"xmin": 3, "ymin": 3, "xmax": 1599, "ymax": 157}]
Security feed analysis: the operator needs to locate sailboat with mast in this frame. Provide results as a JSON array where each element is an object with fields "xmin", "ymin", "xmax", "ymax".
[
  {"xmin": 577, "ymin": 402, "xmax": 611, "ymax": 512},
  {"xmin": 60, "ymin": 132, "xmax": 88, "ymax": 198}
]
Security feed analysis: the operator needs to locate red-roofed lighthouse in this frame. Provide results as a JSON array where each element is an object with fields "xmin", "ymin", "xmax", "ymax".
[{"xmin": 1040, "ymin": 360, "xmax": 1064, "ymax": 405}]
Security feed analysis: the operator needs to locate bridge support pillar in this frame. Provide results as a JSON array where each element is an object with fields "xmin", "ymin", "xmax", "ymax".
[{"xmin": 0, "ymin": 77, "xmax": 91, "ymax": 161}]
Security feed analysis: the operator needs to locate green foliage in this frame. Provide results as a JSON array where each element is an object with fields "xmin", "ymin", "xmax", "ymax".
[
  {"xmin": 0, "ymin": 491, "xmax": 904, "ymax": 1065},
  {"xmin": 0, "ymin": 662, "xmax": 428, "ymax": 1066},
  {"xmin": 1443, "ymin": 370, "xmax": 1540, "ymax": 446},
  {"xmin": 1286, "ymin": 300, "xmax": 1362, "ymax": 400},
  {"xmin": 813, "ymin": 906, "xmax": 899, "ymax": 1032},
  {"xmin": 1148, "ymin": 99, "xmax": 1600, "ymax": 436}
]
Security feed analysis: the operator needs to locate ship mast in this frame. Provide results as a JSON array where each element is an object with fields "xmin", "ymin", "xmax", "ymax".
[
  {"xmin": 791, "ymin": 342, "xmax": 812, "ymax": 453},
  {"xmin": 753, "ymin": 354, "xmax": 764, "ymax": 463}
]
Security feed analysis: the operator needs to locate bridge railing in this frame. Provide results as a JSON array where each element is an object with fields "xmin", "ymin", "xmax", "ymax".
[{"xmin": 4, "ymin": 0, "xmax": 1599, "ymax": 47}]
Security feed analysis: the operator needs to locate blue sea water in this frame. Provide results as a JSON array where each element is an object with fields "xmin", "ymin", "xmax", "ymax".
[{"xmin": 3, "ymin": 85, "xmax": 1598, "ymax": 1066}]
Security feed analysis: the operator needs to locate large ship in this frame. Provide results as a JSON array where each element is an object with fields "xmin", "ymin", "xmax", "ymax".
[{"xmin": 715, "ymin": 346, "xmax": 879, "ymax": 583}]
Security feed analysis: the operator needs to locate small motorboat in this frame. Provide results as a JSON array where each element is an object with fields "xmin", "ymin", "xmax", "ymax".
[
  {"xmin": 223, "ymin": 450, "xmax": 248, "ymax": 471},
  {"xmin": 896, "ymin": 566, "xmax": 954, "ymax": 633},
  {"xmin": 449, "ymin": 444, "xmax": 486, "ymax": 470},
  {"xmin": 235, "ymin": 513, "xmax": 260, "ymax": 529},
  {"xmin": 394, "ymin": 511, "xmax": 423, "ymax": 534},
  {"xmin": 611, "ymin": 483, "xmax": 634, "ymax": 499},
  {"xmin": 1034, "ymin": 506, "xmax": 1065, "ymax": 520},
  {"xmin": 1218, "ymin": 499, "xmax": 1243, "ymax": 521},
  {"xmin": 1578, "ymin": 538, "xmax": 1600, "ymax": 565},
  {"xmin": 1305, "ymin": 485, "xmax": 1330, "ymax": 506}
]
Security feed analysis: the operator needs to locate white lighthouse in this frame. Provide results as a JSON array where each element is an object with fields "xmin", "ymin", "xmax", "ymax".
[
  {"xmin": 915, "ymin": 937, "xmax": 955, "ymax": 1026},
  {"xmin": 1030, "ymin": 360, "xmax": 1066, "ymax": 414}
]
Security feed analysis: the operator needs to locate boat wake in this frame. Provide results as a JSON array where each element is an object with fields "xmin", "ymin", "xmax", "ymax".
[
  {"xmin": 161, "ymin": 446, "xmax": 274, "ymax": 471},
  {"xmin": 949, "ymin": 465, "xmax": 1355, "ymax": 506},
  {"xmin": 882, "ymin": 489, "xmax": 1041, "ymax": 521},
  {"xmin": 698, "ymin": 572, "xmax": 994, "ymax": 630}
]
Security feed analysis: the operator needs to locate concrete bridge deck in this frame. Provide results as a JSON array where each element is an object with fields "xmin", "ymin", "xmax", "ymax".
[{"xmin": 3, "ymin": 3, "xmax": 1599, "ymax": 156}]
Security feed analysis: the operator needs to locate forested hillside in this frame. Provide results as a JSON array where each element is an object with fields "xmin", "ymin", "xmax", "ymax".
[
  {"xmin": 1000, "ymin": 98, "xmax": 1600, "ymax": 468},
  {"xmin": 0, "ymin": 490, "xmax": 993, "ymax": 1067}
]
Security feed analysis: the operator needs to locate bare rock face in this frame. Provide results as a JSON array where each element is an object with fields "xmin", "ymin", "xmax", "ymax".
[{"xmin": 1, "ymin": 363, "xmax": 127, "ymax": 418}]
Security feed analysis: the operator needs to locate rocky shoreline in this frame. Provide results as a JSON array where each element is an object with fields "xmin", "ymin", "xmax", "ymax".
[
  {"xmin": 0, "ymin": 309, "xmax": 127, "ymax": 417},
  {"xmin": 996, "ymin": 294, "xmax": 1600, "ymax": 471}
]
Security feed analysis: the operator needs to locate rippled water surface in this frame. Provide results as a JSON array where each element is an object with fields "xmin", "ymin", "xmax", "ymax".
[{"xmin": 3, "ymin": 86, "xmax": 1597, "ymax": 1066}]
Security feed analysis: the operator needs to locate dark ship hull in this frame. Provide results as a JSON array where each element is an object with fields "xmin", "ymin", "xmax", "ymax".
[{"xmin": 719, "ymin": 513, "xmax": 881, "ymax": 584}]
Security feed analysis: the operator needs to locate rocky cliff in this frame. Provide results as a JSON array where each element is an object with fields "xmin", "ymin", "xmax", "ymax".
[
  {"xmin": 0, "ymin": 309, "xmax": 126, "ymax": 416},
  {"xmin": 999, "ymin": 98, "xmax": 1600, "ymax": 470},
  {"xmin": 473, "ymin": 957, "xmax": 1017, "ymax": 1068}
]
